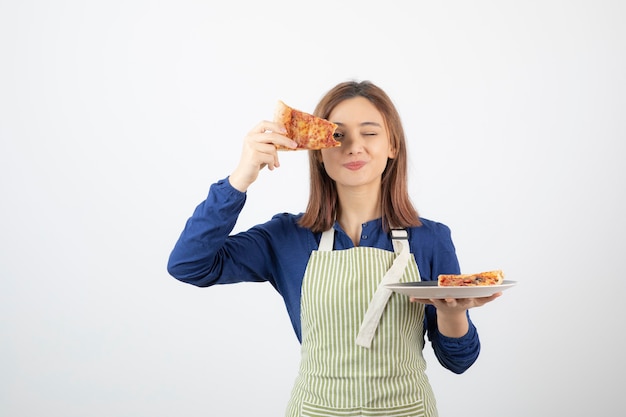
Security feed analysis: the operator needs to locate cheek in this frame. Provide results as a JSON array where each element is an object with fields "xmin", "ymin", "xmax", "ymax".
[
  {"xmin": 319, "ymin": 151, "xmax": 328, "ymax": 164},
  {"xmin": 319, "ymin": 151, "xmax": 341, "ymax": 178},
  {"xmin": 320, "ymin": 149, "xmax": 338, "ymax": 165}
]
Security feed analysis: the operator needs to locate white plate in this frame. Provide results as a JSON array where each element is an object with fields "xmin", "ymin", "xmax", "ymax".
[{"xmin": 386, "ymin": 280, "xmax": 517, "ymax": 299}]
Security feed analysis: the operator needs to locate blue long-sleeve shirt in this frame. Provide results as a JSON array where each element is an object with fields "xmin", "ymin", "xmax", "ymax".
[{"xmin": 167, "ymin": 177, "xmax": 480, "ymax": 374}]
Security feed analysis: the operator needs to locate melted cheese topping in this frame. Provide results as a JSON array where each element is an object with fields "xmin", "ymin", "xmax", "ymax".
[{"xmin": 275, "ymin": 101, "xmax": 339, "ymax": 150}]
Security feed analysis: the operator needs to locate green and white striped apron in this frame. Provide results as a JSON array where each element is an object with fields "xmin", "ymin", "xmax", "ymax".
[{"xmin": 285, "ymin": 228, "xmax": 438, "ymax": 417}]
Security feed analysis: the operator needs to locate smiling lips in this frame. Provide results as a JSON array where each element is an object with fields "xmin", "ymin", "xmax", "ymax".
[{"xmin": 343, "ymin": 161, "xmax": 367, "ymax": 170}]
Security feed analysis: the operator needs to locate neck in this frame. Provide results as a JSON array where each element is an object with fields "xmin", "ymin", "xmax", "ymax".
[{"xmin": 336, "ymin": 183, "xmax": 382, "ymax": 246}]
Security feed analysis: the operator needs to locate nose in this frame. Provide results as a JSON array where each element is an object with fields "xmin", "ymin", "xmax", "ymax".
[{"xmin": 341, "ymin": 132, "xmax": 364, "ymax": 154}]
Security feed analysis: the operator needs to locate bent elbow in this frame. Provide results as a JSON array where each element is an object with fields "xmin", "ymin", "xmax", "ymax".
[{"xmin": 166, "ymin": 257, "xmax": 215, "ymax": 287}]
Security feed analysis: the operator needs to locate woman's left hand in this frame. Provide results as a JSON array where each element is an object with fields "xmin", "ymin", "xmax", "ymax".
[
  {"xmin": 409, "ymin": 292, "xmax": 502, "ymax": 311},
  {"xmin": 410, "ymin": 292, "xmax": 502, "ymax": 337}
]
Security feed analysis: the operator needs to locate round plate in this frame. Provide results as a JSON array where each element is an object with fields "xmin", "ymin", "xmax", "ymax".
[{"xmin": 386, "ymin": 280, "xmax": 517, "ymax": 299}]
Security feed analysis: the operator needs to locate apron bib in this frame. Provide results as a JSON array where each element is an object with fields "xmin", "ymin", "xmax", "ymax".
[{"xmin": 285, "ymin": 229, "xmax": 438, "ymax": 417}]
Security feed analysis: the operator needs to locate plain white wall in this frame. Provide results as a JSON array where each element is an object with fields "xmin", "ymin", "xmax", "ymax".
[{"xmin": 1, "ymin": 1, "xmax": 624, "ymax": 416}]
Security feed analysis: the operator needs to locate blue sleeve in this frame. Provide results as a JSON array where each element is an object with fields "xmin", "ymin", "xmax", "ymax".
[
  {"xmin": 426, "ymin": 308, "xmax": 480, "ymax": 374},
  {"xmin": 419, "ymin": 221, "xmax": 481, "ymax": 374},
  {"xmin": 166, "ymin": 177, "xmax": 275, "ymax": 287}
]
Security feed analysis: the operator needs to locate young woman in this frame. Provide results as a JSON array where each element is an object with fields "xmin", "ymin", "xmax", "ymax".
[{"xmin": 167, "ymin": 80, "xmax": 501, "ymax": 416}]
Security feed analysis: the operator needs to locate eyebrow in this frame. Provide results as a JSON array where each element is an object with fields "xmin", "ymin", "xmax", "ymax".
[{"xmin": 334, "ymin": 122, "xmax": 382, "ymax": 127}]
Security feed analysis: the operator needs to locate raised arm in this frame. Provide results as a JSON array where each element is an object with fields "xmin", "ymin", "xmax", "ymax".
[{"xmin": 167, "ymin": 120, "xmax": 297, "ymax": 285}]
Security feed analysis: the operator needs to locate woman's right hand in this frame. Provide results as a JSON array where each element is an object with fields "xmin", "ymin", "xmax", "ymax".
[{"xmin": 228, "ymin": 121, "xmax": 297, "ymax": 192}]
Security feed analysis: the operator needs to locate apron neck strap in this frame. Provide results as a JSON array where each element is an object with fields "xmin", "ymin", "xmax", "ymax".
[
  {"xmin": 318, "ymin": 228, "xmax": 408, "ymax": 253},
  {"xmin": 318, "ymin": 228, "xmax": 335, "ymax": 251},
  {"xmin": 390, "ymin": 229, "xmax": 408, "ymax": 254}
]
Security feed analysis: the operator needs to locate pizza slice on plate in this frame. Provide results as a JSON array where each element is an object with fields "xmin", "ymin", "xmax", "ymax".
[
  {"xmin": 438, "ymin": 270, "xmax": 504, "ymax": 287},
  {"xmin": 273, "ymin": 100, "xmax": 340, "ymax": 150}
]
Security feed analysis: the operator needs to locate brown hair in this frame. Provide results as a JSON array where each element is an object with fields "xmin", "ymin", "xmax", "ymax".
[{"xmin": 298, "ymin": 80, "xmax": 421, "ymax": 232}]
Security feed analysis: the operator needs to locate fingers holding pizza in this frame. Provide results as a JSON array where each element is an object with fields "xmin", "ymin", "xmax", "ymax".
[
  {"xmin": 229, "ymin": 120, "xmax": 298, "ymax": 192},
  {"xmin": 229, "ymin": 101, "xmax": 340, "ymax": 192}
]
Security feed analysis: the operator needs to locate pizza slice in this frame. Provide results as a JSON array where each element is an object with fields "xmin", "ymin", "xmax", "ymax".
[
  {"xmin": 273, "ymin": 100, "xmax": 340, "ymax": 150},
  {"xmin": 438, "ymin": 270, "xmax": 504, "ymax": 287}
]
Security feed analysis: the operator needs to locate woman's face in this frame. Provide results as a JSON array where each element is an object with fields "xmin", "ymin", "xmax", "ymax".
[{"xmin": 321, "ymin": 96, "xmax": 395, "ymax": 190}]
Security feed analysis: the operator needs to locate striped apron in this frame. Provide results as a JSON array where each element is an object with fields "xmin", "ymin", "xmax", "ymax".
[{"xmin": 285, "ymin": 228, "xmax": 438, "ymax": 417}]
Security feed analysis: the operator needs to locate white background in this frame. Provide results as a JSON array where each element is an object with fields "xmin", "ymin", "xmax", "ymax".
[{"xmin": 1, "ymin": 1, "xmax": 624, "ymax": 416}]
